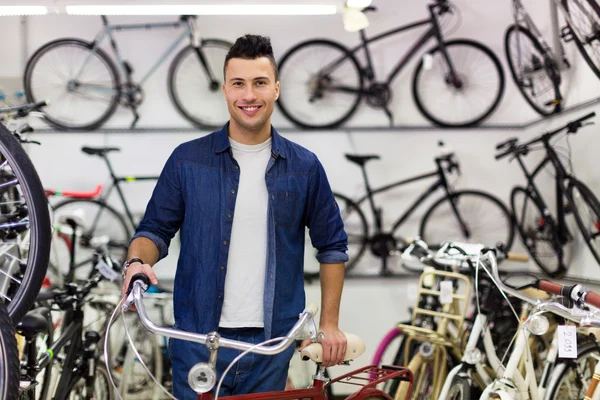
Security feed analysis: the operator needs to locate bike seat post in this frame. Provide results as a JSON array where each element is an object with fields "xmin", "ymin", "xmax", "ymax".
[
  {"xmin": 360, "ymin": 166, "xmax": 381, "ymax": 229},
  {"xmin": 102, "ymin": 153, "xmax": 119, "ymax": 182}
]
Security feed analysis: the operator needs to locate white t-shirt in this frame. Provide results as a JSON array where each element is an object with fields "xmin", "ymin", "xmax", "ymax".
[{"xmin": 218, "ymin": 136, "xmax": 272, "ymax": 328}]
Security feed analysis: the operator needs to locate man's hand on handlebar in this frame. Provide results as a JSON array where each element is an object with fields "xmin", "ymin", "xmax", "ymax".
[
  {"xmin": 299, "ymin": 324, "xmax": 347, "ymax": 367},
  {"xmin": 121, "ymin": 262, "xmax": 158, "ymax": 309}
]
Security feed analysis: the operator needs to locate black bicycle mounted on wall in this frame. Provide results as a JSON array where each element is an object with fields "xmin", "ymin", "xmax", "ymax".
[
  {"xmin": 277, "ymin": 0, "xmax": 505, "ymax": 129},
  {"xmin": 304, "ymin": 146, "xmax": 515, "ymax": 279},
  {"xmin": 496, "ymin": 111, "xmax": 600, "ymax": 277}
]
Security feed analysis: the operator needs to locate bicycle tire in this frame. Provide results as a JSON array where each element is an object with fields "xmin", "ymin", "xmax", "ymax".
[
  {"xmin": 510, "ymin": 187, "xmax": 569, "ymax": 277},
  {"xmin": 419, "ymin": 190, "xmax": 515, "ymax": 251},
  {"xmin": 51, "ymin": 199, "xmax": 131, "ymax": 279},
  {"xmin": 0, "ymin": 302, "xmax": 18, "ymax": 400},
  {"xmin": 446, "ymin": 376, "xmax": 471, "ymax": 400},
  {"xmin": 562, "ymin": 0, "xmax": 600, "ymax": 80},
  {"xmin": 377, "ymin": 328, "xmax": 408, "ymax": 396},
  {"xmin": 64, "ymin": 363, "xmax": 115, "ymax": 400},
  {"xmin": 545, "ymin": 340, "xmax": 600, "ymax": 399},
  {"xmin": 277, "ymin": 39, "xmax": 363, "ymax": 129},
  {"xmin": 168, "ymin": 39, "xmax": 232, "ymax": 129},
  {"xmin": 0, "ymin": 125, "xmax": 51, "ymax": 323},
  {"xmin": 24, "ymin": 38, "xmax": 121, "ymax": 131},
  {"xmin": 567, "ymin": 177, "xmax": 600, "ymax": 266},
  {"xmin": 412, "ymin": 39, "xmax": 505, "ymax": 127},
  {"xmin": 504, "ymin": 24, "xmax": 562, "ymax": 116},
  {"xmin": 117, "ymin": 322, "xmax": 162, "ymax": 396}
]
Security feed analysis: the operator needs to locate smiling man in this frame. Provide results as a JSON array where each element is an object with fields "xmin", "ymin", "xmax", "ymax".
[{"xmin": 121, "ymin": 35, "xmax": 348, "ymax": 398}]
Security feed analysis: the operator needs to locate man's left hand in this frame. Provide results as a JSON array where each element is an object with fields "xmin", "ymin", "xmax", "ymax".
[{"xmin": 314, "ymin": 325, "xmax": 347, "ymax": 367}]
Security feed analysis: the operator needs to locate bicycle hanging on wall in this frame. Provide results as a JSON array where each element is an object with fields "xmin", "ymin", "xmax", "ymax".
[{"xmin": 277, "ymin": 0, "xmax": 505, "ymax": 129}]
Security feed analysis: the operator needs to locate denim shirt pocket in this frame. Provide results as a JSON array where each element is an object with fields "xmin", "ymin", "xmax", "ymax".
[{"xmin": 274, "ymin": 189, "xmax": 300, "ymax": 228}]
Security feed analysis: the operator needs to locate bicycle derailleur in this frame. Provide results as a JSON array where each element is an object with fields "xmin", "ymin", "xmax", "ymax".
[{"xmin": 119, "ymin": 83, "xmax": 145, "ymax": 129}]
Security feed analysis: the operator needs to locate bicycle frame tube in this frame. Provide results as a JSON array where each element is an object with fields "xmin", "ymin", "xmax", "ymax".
[
  {"xmin": 49, "ymin": 319, "xmax": 85, "ymax": 399},
  {"xmin": 318, "ymin": 17, "xmax": 431, "ymax": 85},
  {"xmin": 102, "ymin": 22, "xmax": 192, "ymax": 86},
  {"xmin": 352, "ymin": 170, "xmax": 440, "ymax": 233},
  {"xmin": 526, "ymin": 145, "xmax": 571, "ymax": 240}
]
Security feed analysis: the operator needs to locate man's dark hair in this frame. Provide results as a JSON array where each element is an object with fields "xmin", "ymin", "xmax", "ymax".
[{"xmin": 224, "ymin": 34, "xmax": 278, "ymax": 81}]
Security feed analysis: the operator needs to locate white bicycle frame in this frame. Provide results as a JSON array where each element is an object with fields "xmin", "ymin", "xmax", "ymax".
[{"xmin": 478, "ymin": 252, "xmax": 600, "ymax": 400}]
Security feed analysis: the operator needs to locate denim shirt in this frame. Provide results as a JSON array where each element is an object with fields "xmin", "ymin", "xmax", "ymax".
[{"xmin": 132, "ymin": 123, "xmax": 348, "ymax": 339}]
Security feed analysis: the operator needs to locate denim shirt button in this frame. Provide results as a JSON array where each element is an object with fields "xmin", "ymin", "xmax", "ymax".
[
  {"xmin": 227, "ymin": 214, "xmax": 231, "ymax": 218},
  {"xmin": 220, "ymin": 266, "xmax": 225, "ymax": 270},
  {"xmin": 223, "ymin": 241, "xmax": 228, "ymax": 245},
  {"xmin": 231, "ymin": 190, "xmax": 235, "ymax": 194}
]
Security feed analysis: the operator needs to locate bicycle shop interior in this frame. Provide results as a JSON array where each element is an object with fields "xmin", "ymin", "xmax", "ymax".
[{"xmin": 1, "ymin": 0, "xmax": 600, "ymax": 399}]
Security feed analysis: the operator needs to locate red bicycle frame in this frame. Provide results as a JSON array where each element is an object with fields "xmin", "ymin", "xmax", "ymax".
[{"xmin": 196, "ymin": 365, "xmax": 413, "ymax": 400}]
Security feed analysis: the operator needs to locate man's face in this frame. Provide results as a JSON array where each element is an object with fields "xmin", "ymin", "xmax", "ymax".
[{"xmin": 222, "ymin": 57, "xmax": 280, "ymax": 132}]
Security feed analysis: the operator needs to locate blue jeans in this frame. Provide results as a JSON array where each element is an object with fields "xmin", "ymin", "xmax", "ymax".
[{"xmin": 170, "ymin": 327, "xmax": 295, "ymax": 399}]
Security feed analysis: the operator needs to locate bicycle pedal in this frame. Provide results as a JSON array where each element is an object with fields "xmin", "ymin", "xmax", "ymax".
[{"xmin": 561, "ymin": 25, "xmax": 574, "ymax": 42}]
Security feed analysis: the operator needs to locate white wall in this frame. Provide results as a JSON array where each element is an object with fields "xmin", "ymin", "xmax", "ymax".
[{"xmin": 3, "ymin": 0, "xmax": 600, "ymax": 389}]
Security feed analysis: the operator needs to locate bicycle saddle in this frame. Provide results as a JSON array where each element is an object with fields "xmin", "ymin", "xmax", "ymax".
[
  {"xmin": 17, "ymin": 307, "xmax": 51, "ymax": 337},
  {"xmin": 345, "ymin": 154, "xmax": 380, "ymax": 166},
  {"xmin": 301, "ymin": 332, "xmax": 366, "ymax": 363},
  {"xmin": 81, "ymin": 146, "xmax": 121, "ymax": 156}
]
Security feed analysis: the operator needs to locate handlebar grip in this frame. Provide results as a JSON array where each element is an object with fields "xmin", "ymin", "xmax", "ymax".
[
  {"xmin": 507, "ymin": 252, "xmax": 529, "ymax": 262},
  {"xmin": 576, "ymin": 111, "xmax": 596, "ymax": 123},
  {"xmin": 34, "ymin": 100, "xmax": 48, "ymax": 109},
  {"xmin": 585, "ymin": 291, "xmax": 600, "ymax": 308},
  {"xmin": 495, "ymin": 137, "xmax": 518, "ymax": 150},
  {"xmin": 305, "ymin": 303, "xmax": 319, "ymax": 316},
  {"xmin": 538, "ymin": 280, "xmax": 563, "ymax": 296},
  {"xmin": 126, "ymin": 273, "xmax": 151, "ymax": 295},
  {"xmin": 495, "ymin": 147, "xmax": 514, "ymax": 160}
]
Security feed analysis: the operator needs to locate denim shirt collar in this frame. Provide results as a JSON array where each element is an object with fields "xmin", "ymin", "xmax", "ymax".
[{"xmin": 213, "ymin": 122, "xmax": 288, "ymax": 159}]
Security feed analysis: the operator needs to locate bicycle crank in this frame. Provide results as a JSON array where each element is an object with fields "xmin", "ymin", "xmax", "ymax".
[
  {"xmin": 369, "ymin": 233, "xmax": 397, "ymax": 259},
  {"xmin": 365, "ymin": 83, "xmax": 394, "ymax": 126}
]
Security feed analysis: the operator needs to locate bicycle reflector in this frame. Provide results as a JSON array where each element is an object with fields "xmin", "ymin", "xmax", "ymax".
[{"xmin": 188, "ymin": 363, "xmax": 217, "ymax": 393}]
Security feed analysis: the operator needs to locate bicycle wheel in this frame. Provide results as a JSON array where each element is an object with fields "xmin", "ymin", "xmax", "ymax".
[
  {"xmin": 412, "ymin": 39, "xmax": 505, "ymax": 127},
  {"xmin": 545, "ymin": 341, "xmax": 599, "ymax": 399},
  {"xmin": 505, "ymin": 25, "xmax": 562, "ymax": 116},
  {"xmin": 24, "ymin": 39, "xmax": 121, "ymax": 131},
  {"xmin": 277, "ymin": 39, "xmax": 363, "ymax": 129},
  {"xmin": 0, "ymin": 125, "xmax": 51, "ymax": 323},
  {"xmin": 446, "ymin": 376, "xmax": 471, "ymax": 400},
  {"xmin": 562, "ymin": 0, "xmax": 600, "ymax": 80},
  {"xmin": 51, "ymin": 199, "xmax": 130, "ymax": 281},
  {"xmin": 419, "ymin": 190, "xmax": 514, "ymax": 250},
  {"xmin": 117, "ymin": 322, "xmax": 162, "ymax": 396},
  {"xmin": 168, "ymin": 40, "xmax": 232, "ymax": 129},
  {"xmin": 567, "ymin": 178, "xmax": 600, "ymax": 265},
  {"xmin": 64, "ymin": 364, "xmax": 114, "ymax": 400},
  {"xmin": 374, "ymin": 328, "xmax": 407, "ymax": 395},
  {"xmin": 0, "ymin": 302, "xmax": 18, "ymax": 400},
  {"xmin": 511, "ymin": 187, "xmax": 569, "ymax": 277}
]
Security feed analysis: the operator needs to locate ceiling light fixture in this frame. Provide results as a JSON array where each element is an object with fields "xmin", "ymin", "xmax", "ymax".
[
  {"xmin": 65, "ymin": 4, "xmax": 338, "ymax": 16},
  {"xmin": 0, "ymin": 6, "xmax": 48, "ymax": 16},
  {"xmin": 346, "ymin": 0, "xmax": 373, "ymax": 9}
]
